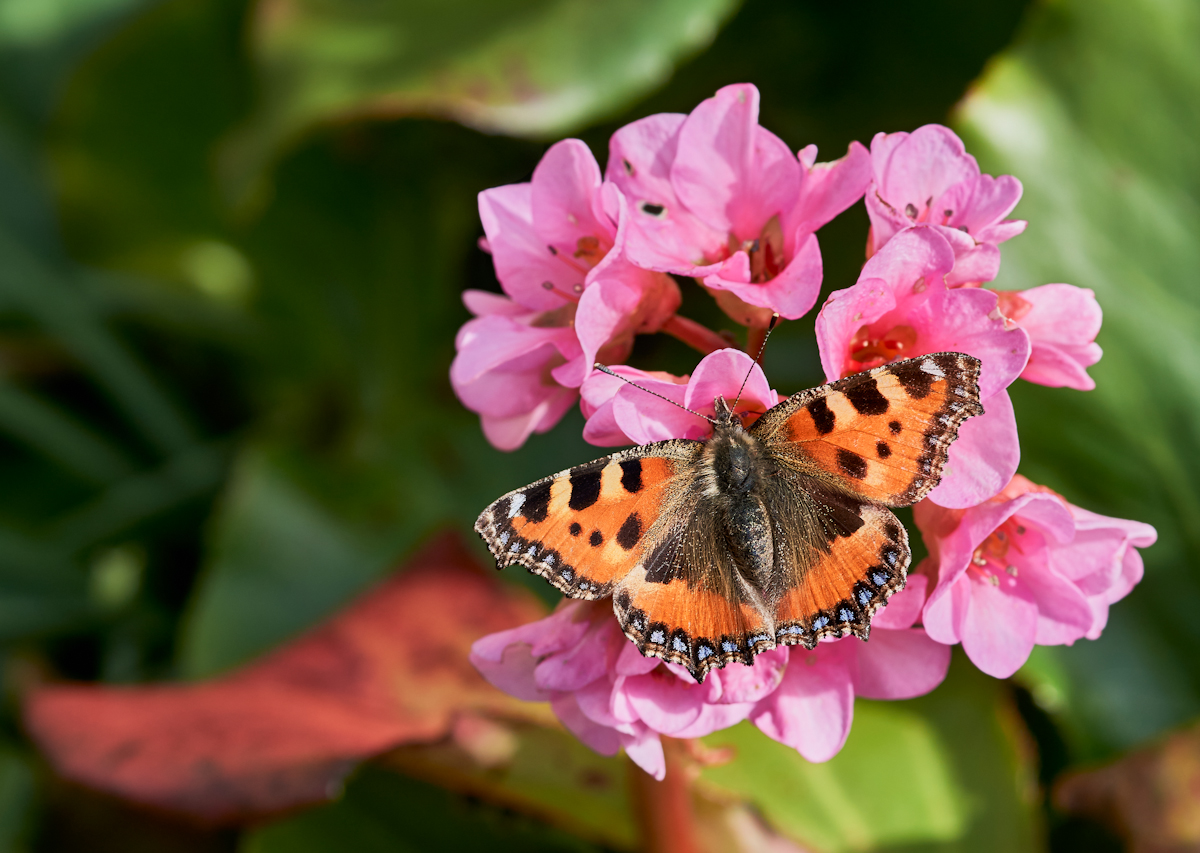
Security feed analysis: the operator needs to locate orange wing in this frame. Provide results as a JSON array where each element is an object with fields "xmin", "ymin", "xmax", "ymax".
[
  {"xmin": 771, "ymin": 499, "xmax": 910, "ymax": 646},
  {"xmin": 751, "ymin": 352, "xmax": 982, "ymax": 648},
  {"xmin": 612, "ymin": 502, "xmax": 778, "ymax": 678},
  {"xmin": 752, "ymin": 352, "xmax": 984, "ymax": 506},
  {"xmin": 475, "ymin": 441, "xmax": 700, "ymax": 599}
]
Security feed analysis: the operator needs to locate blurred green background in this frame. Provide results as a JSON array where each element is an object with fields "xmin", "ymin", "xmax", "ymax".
[{"xmin": 0, "ymin": 0, "xmax": 1197, "ymax": 849}]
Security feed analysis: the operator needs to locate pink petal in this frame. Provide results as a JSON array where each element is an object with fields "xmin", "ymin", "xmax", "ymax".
[
  {"xmin": 1015, "ymin": 284, "xmax": 1104, "ymax": 390},
  {"xmin": 564, "ymin": 277, "xmax": 643, "ymax": 387},
  {"xmin": 611, "ymin": 375, "xmax": 707, "ymax": 444},
  {"xmin": 1021, "ymin": 558, "xmax": 1098, "ymax": 646},
  {"xmin": 785, "ymin": 141, "xmax": 873, "ymax": 237},
  {"xmin": 669, "ymin": 701, "xmax": 759, "ymax": 739},
  {"xmin": 957, "ymin": 173, "xmax": 1023, "ymax": 236},
  {"xmin": 469, "ymin": 641, "xmax": 548, "ymax": 702},
  {"xmin": 622, "ymin": 671, "xmax": 707, "ymax": 736},
  {"xmin": 461, "ymin": 289, "xmax": 529, "ymax": 318},
  {"xmin": 909, "ymin": 286, "xmax": 1030, "ymax": 398},
  {"xmin": 941, "ymin": 239, "xmax": 1001, "ymax": 286},
  {"xmin": 684, "ymin": 348, "xmax": 775, "ymax": 416},
  {"xmin": 471, "ymin": 607, "xmax": 589, "ymax": 701},
  {"xmin": 451, "ymin": 315, "xmax": 579, "ymax": 388},
  {"xmin": 752, "ymin": 643, "xmax": 855, "ymax": 762},
  {"xmin": 534, "ymin": 619, "xmax": 613, "ymax": 692},
  {"xmin": 716, "ymin": 648, "xmax": 789, "ymax": 704},
  {"xmin": 622, "ymin": 728, "xmax": 666, "ymax": 780},
  {"xmin": 872, "ymin": 574, "xmax": 929, "ymax": 630},
  {"xmin": 868, "ymin": 126, "xmax": 979, "ymax": 248},
  {"xmin": 580, "ymin": 365, "xmax": 675, "ymax": 446},
  {"xmin": 530, "ymin": 139, "xmax": 608, "ymax": 250},
  {"xmin": 574, "ymin": 678, "xmax": 624, "ymax": 729},
  {"xmin": 479, "ymin": 387, "xmax": 577, "ymax": 451},
  {"xmin": 959, "ymin": 573, "xmax": 1038, "ymax": 678},
  {"xmin": 671, "ymin": 84, "xmax": 800, "ymax": 240},
  {"xmin": 922, "ymin": 572, "xmax": 971, "ymax": 647},
  {"xmin": 854, "ymin": 629, "xmax": 951, "ymax": 699},
  {"xmin": 1070, "ymin": 505, "xmax": 1158, "ymax": 548},
  {"xmin": 479, "ymin": 182, "xmax": 583, "ymax": 310},
  {"xmin": 606, "ymin": 113, "xmax": 723, "ymax": 271},
  {"xmin": 615, "ymin": 640, "xmax": 662, "ymax": 677},
  {"xmin": 551, "ymin": 694, "xmax": 622, "ymax": 756},
  {"xmin": 703, "ymin": 231, "xmax": 824, "ymax": 319},
  {"xmin": 975, "ymin": 218, "xmax": 1027, "ymax": 245},
  {"xmin": 816, "ymin": 276, "xmax": 896, "ymax": 381},
  {"xmin": 926, "ymin": 389, "xmax": 1020, "ymax": 508}
]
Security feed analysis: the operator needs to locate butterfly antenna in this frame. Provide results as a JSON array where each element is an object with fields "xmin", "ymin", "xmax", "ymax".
[
  {"xmin": 732, "ymin": 314, "xmax": 780, "ymax": 409},
  {"xmin": 592, "ymin": 364, "xmax": 717, "ymax": 426}
]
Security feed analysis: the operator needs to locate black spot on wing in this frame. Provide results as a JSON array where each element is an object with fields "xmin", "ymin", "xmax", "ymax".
[
  {"xmin": 836, "ymin": 448, "xmax": 868, "ymax": 479},
  {"xmin": 807, "ymin": 397, "xmax": 836, "ymax": 434},
  {"xmin": 888, "ymin": 420, "xmax": 902, "ymax": 435},
  {"xmin": 522, "ymin": 481, "xmax": 552, "ymax": 523},
  {"xmin": 844, "ymin": 378, "xmax": 890, "ymax": 415},
  {"xmin": 616, "ymin": 512, "xmax": 642, "ymax": 550},
  {"xmin": 619, "ymin": 458, "xmax": 643, "ymax": 493},
  {"xmin": 569, "ymin": 463, "xmax": 604, "ymax": 510},
  {"xmin": 876, "ymin": 441, "xmax": 892, "ymax": 459},
  {"xmin": 589, "ymin": 529, "xmax": 604, "ymax": 547},
  {"xmin": 569, "ymin": 522, "xmax": 582, "ymax": 536},
  {"xmin": 891, "ymin": 360, "xmax": 936, "ymax": 399}
]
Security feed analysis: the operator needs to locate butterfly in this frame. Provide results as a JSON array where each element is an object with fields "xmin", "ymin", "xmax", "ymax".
[{"xmin": 475, "ymin": 352, "xmax": 983, "ymax": 681}]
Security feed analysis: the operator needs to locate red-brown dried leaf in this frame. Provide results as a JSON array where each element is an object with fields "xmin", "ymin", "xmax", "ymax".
[
  {"xmin": 1055, "ymin": 720, "xmax": 1200, "ymax": 853},
  {"xmin": 24, "ymin": 532, "xmax": 545, "ymax": 824}
]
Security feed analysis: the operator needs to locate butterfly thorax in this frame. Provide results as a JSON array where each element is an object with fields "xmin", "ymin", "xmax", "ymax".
[{"xmin": 700, "ymin": 409, "xmax": 777, "ymax": 592}]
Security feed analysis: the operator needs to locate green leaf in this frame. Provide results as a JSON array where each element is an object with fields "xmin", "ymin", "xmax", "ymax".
[
  {"xmin": 699, "ymin": 654, "xmax": 1040, "ymax": 852},
  {"xmin": 955, "ymin": 0, "xmax": 1200, "ymax": 756},
  {"xmin": 0, "ymin": 746, "xmax": 34, "ymax": 853},
  {"xmin": 240, "ymin": 764, "xmax": 608, "ymax": 853},
  {"xmin": 387, "ymin": 721, "xmax": 638, "ymax": 850},
  {"xmin": 219, "ymin": 0, "xmax": 741, "ymax": 206}
]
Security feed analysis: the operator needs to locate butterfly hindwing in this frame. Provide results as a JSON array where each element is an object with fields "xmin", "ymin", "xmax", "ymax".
[
  {"xmin": 475, "ymin": 441, "xmax": 701, "ymax": 599},
  {"xmin": 768, "ymin": 491, "xmax": 911, "ymax": 647},
  {"xmin": 613, "ymin": 490, "xmax": 777, "ymax": 678},
  {"xmin": 751, "ymin": 352, "xmax": 984, "ymax": 506}
]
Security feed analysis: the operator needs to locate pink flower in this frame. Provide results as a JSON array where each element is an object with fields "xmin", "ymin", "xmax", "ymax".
[
  {"xmin": 750, "ymin": 577, "xmax": 949, "ymax": 762},
  {"xmin": 452, "ymin": 140, "xmax": 681, "ymax": 448},
  {"xmin": 580, "ymin": 348, "xmax": 779, "ymax": 446},
  {"xmin": 451, "ymin": 291, "xmax": 582, "ymax": 450},
  {"xmin": 606, "ymin": 83, "xmax": 871, "ymax": 325},
  {"xmin": 915, "ymin": 475, "xmax": 1156, "ymax": 679},
  {"xmin": 815, "ymin": 227, "xmax": 1031, "ymax": 508},
  {"xmin": 991, "ymin": 284, "xmax": 1103, "ymax": 391},
  {"xmin": 470, "ymin": 579, "xmax": 948, "ymax": 777},
  {"xmin": 866, "ymin": 125, "xmax": 1026, "ymax": 285}
]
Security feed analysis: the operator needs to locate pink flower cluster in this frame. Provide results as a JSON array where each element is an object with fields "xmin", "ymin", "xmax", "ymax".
[
  {"xmin": 472, "ymin": 577, "xmax": 947, "ymax": 777},
  {"xmin": 455, "ymin": 84, "xmax": 1153, "ymax": 777}
]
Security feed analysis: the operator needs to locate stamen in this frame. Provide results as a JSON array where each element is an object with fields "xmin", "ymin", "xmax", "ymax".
[{"xmin": 540, "ymin": 280, "xmax": 581, "ymax": 303}]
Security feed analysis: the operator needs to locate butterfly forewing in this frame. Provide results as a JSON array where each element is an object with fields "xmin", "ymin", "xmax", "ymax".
[
  {"xmin": 751, "ymin": 352, "xmax": 984, "ymax": 506},
  {"xmin": 475, "ymin": 441, "xmax": 700, "ymax": 599}
]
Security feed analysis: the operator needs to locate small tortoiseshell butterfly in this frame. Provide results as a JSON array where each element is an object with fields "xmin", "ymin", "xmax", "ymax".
[{"xmin": 476, "ymin": 352, "xmax": 983, "ymax": 681}]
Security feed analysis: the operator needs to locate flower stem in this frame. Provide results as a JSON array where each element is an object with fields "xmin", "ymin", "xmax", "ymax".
[
  {"xmin": 629, "ymin": 738, "xmax": 701, "ymax": 853},
  {"xmin": 662, "ymin": 314, "xmax": 735, "ymax": 356}
]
